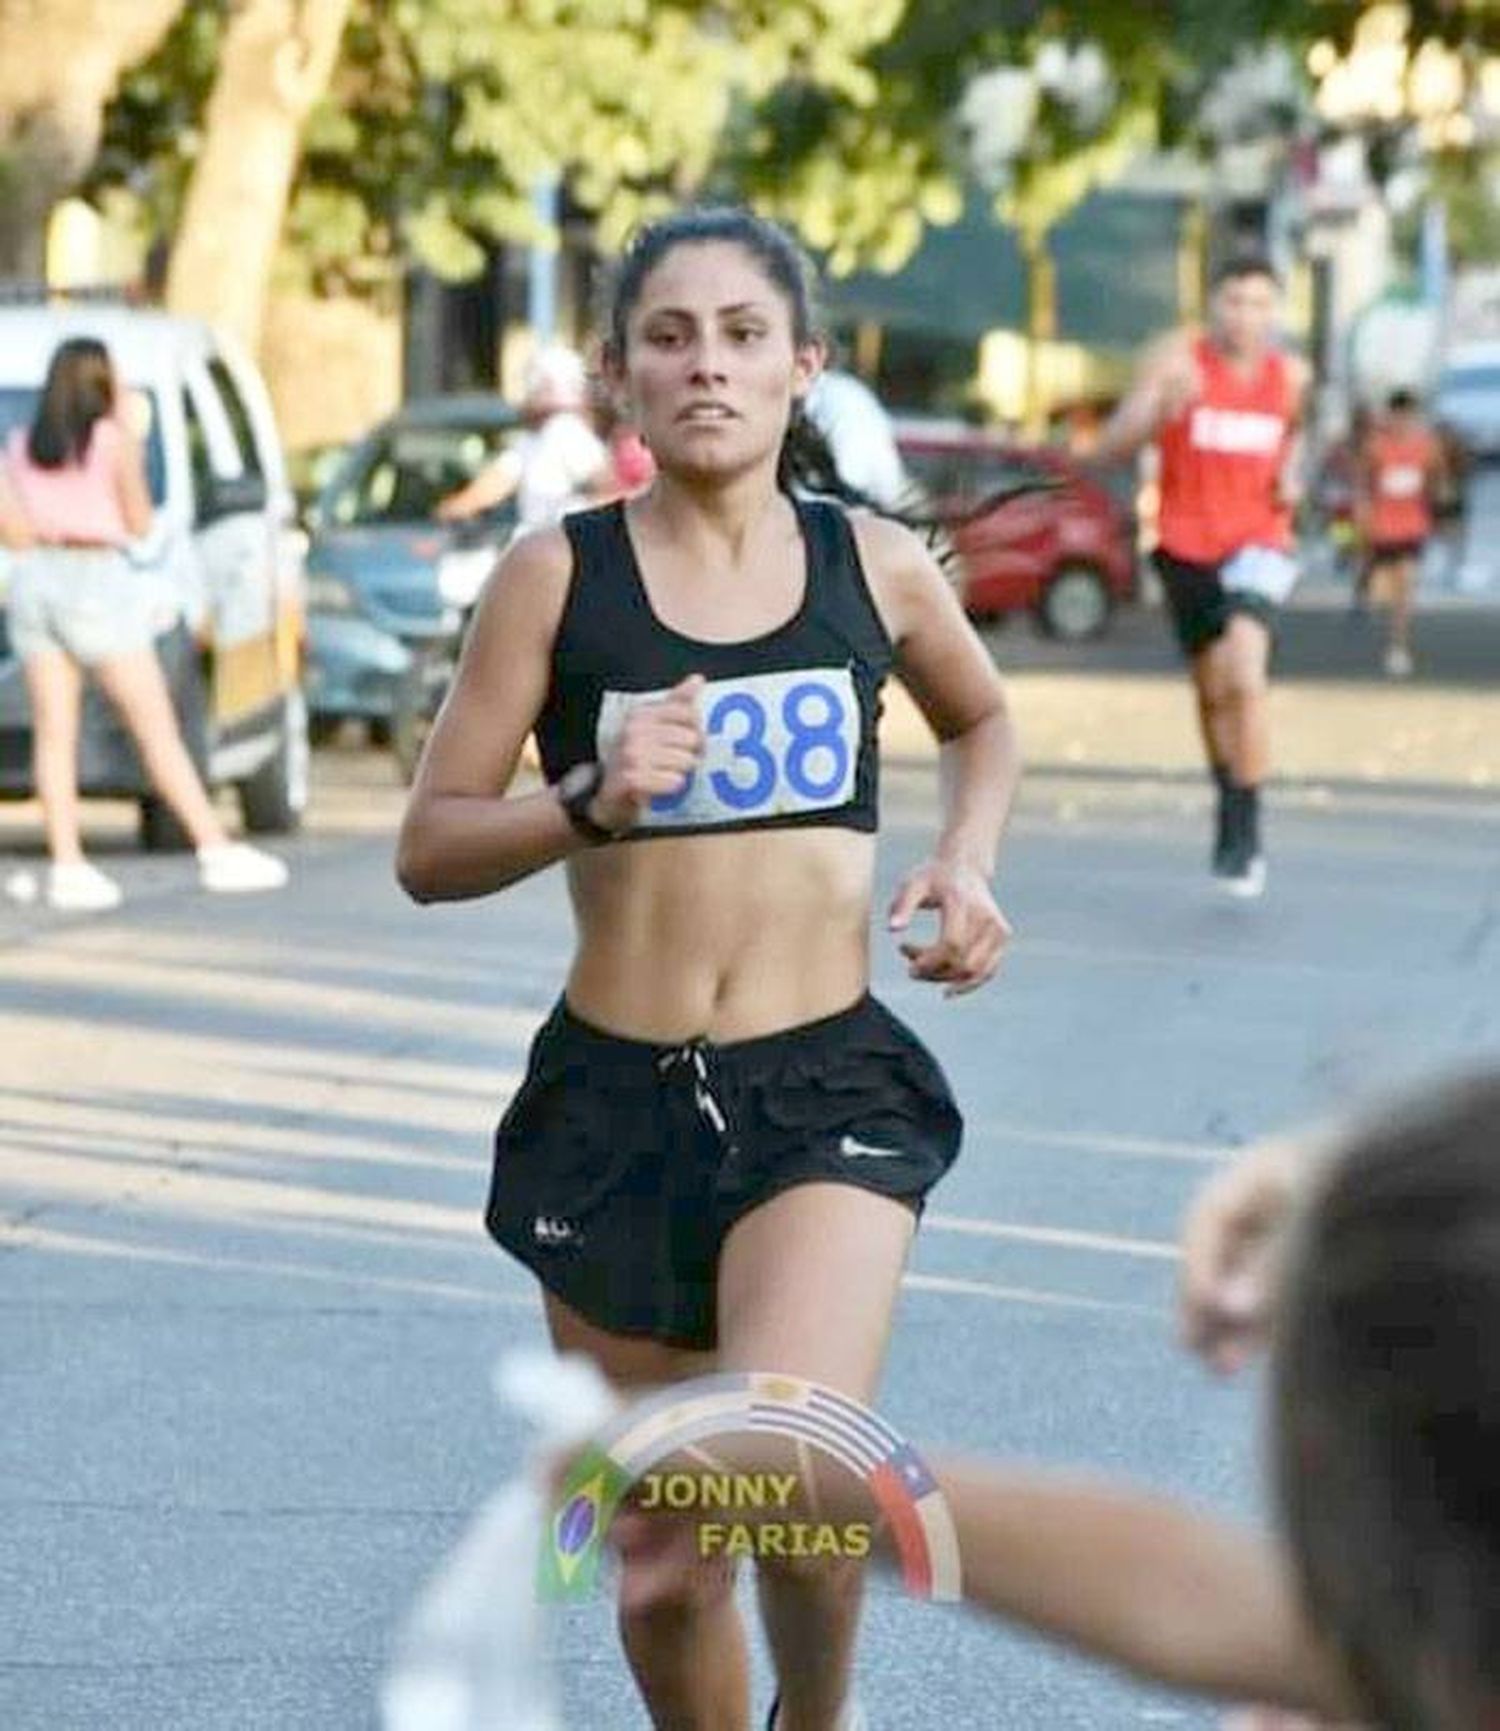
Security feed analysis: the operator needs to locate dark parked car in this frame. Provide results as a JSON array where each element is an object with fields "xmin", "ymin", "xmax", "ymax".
[
  {"xmin": 302, "ymin": 395, "xmax": 519, "ymax": 739},
  {"xmin": 895, "ymin": 421, "xmax": 1136, "ymax": 640}
]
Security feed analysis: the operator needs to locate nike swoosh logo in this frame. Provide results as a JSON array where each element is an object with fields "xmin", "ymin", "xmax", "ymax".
[{"xmin": 839, "ymin": 1134, "xmax": 905, "ymax": 1160}]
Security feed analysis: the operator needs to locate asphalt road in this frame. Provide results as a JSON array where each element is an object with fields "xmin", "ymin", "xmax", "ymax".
[{"xmin": 3, "ymin": 741, "xmax": 1499, "ymax": 1730}]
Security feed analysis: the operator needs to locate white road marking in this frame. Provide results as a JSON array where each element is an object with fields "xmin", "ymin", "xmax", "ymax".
[
  {"xmin": 925, "ymin": 1212, "xmax": 1179, "ymax": 1261},
  {"xmin": 963, "ymin": 1118, "xmax": 1227, "ymax": 1165},
  {"xmin": 901, "ymin": 1271, "xmax": 1162, "ymax": 1319}
]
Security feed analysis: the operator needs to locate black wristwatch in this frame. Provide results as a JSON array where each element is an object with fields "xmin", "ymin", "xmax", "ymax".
[{"xmin": 556, "ymin": 761, "xmax": 617, "ymax": 845}]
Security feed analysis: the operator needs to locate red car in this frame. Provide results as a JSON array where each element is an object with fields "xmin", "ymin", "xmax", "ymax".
[{"xmin": 894, "ymin": 422, "xmax": 1137, "ymax": 639}]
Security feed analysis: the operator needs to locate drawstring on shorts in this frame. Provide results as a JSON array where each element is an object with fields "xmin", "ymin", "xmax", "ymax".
[{"xmin": 656, "ymin": 1038, "xmax": 729, "ymax": 1135}]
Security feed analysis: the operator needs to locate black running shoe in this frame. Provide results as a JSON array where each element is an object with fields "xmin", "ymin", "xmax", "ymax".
[{"xmin": 1213, "ymin": 787, "xmax": 1265, "ymax": 897}]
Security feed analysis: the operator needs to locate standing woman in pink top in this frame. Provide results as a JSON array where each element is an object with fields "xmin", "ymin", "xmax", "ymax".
[{"xmin": 0, "ymin": 337, "xmax": 287, "ymax": 909}]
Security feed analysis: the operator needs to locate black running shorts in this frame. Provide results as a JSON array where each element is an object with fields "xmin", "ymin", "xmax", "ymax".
[
  {"xmin": 485, "ymin": 993, "xmax": 962, "ymax": 1349},
  {"xmin": 1368, "ymin": 538, "xmax": 1426, "ymax": 563},
  {"xmin": 1154, "ymin": 549, "xmax": 1278, "ymax": 656}
]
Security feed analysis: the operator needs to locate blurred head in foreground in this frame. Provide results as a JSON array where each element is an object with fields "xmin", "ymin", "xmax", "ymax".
[{"xmin": 1273, "ymin": 1072, "xmax": 1500, "ymax": 1731}]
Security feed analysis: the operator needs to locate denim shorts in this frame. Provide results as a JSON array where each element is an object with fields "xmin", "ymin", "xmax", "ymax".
[
  {"xmin": 486, "ymin": 992, "xmax": 963, "ymax": 1348},
  {"xmin": 5, "ymin": 546, "xmax": 155, "ymax": 665}
]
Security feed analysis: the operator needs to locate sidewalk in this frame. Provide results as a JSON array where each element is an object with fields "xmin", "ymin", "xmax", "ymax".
[{"xmin": 881, "ymin": 598, "xmax": 1500, "ymax": 792}]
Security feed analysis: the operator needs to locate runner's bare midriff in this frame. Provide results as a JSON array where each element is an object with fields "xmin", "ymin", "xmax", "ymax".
[{"xmin": 564, "ymin": 827, "xmax": 876, "ymax": 1042}]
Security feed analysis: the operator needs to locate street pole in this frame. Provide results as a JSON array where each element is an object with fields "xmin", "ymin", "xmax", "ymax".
[
  {"xmin": 1023, "ymin": 223, "xmax": 1056, "ymax": 441},
  {"xmin": 528, "ymin": 176, "xmax": 560, "ymax": 343}
]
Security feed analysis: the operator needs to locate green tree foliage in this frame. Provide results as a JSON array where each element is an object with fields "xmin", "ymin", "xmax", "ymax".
[
  {"xmin": 84, "ymin": 0, "xmax": 1500, "ymax": 301},
  {"xmin": 90, "ymin": 0, "xmax": 908, "ymax": 297},
  {"xmin": 734, "ymin": 0, "xmax": 1327, "ymax": 258},
  {"xmin": 0, "ymin": 0, "xmax": 187, "ymax": 276}
]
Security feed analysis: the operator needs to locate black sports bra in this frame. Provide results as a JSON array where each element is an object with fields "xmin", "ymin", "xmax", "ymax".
[{"xmin": 535, "ymin": 497, "xmax": 894, "ymax": 838}]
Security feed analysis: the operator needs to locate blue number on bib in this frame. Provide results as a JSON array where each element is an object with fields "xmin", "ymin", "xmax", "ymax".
[
  {"xmin": 707, "ymin": 691, "xmax": 777, "ymax": 810},
  {"xmin": 643, "ymin": 672, "xmax": 853, "ymax": 819},
  {"xmin": 782, "ymin": 680, "xmax": 849, "ymax": 801}
]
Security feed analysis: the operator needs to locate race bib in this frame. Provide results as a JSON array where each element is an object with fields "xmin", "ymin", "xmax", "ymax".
[
  {"xmin": 1221, "ymin": 545, "xmax": 1299, "ymax": 605},
  {"xmin": 595, "ymin": 666, "xmax": 859, "ymax": 830},
  {"xmin": 1379, "ymin": 463, "xmax": 1424, "ymax": 499}
]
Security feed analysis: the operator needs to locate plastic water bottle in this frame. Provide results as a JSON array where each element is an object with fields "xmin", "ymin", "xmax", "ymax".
[{"xmin": 380, "ymin": 1351, "xmax": 617, "ymax": 1731}]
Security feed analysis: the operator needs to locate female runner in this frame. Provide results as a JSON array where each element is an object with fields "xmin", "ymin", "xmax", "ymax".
[{"xmin": 397, "ymin": 207, "xmax": 1019, "ymax": 1731}]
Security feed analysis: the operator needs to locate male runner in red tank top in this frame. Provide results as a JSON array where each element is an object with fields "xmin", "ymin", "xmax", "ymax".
[
  {"xmin": 1357, "ymin": 389, "xmax": 1447, "ymax": 679},
  {"xmin": 1097, "ymin": 257, "xmax": 1310, "ymax": 898}
]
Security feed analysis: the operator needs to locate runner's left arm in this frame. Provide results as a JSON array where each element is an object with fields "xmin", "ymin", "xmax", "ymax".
[{"xmin": 856, "ymin": 513, "xmax": 1018, "ymax": 997}]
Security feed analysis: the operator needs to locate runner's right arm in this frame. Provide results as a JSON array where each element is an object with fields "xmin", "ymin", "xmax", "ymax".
[
  {"xmin": 1094, "ymin": 331, "xmax": 1198, "ymax": 464},
  {"xmin": 395, "ymin": 530, "xmax": 704, "ymax": 902}
]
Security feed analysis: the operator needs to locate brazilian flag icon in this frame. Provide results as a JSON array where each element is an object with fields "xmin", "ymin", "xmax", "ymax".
[{"xmin": 538, "ymin": 1446, "xmax": 634, "ymax": 1602}]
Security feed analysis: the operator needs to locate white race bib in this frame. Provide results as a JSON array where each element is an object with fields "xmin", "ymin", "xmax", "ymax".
[
  {"xmin": 1221, "ymin": 545, "xmax": 1299, "ymax": 605},
  {"xmin": 1379, "ymin": 463, "xmax": 1424, "ymax": 500},
  {"xmin": 596, "ymin": 666, "xmax": 859, "ymax": 831}
]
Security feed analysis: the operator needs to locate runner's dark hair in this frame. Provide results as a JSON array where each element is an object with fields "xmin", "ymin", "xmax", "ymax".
[
  {"xmin": 28, "ymin": 337, "xmax": 115, "ymax": 468},
  {"xmin": 597, "ymin": 205, "xmax": 1056, "ymax": 552},
  {"xmin": 1273, "ymin": 1071, "xmax": 1500, "ymax": 1730},
  {"xmin": 1212, "ymin": 252, "xmax": 1280, "ymax": 289}
]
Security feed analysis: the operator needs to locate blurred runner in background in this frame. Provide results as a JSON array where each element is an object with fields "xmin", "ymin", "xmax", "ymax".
[
  {"xmin": 1096, "ymin": 258, "xmax": 1309, "ymax": 900},
  {"xmin": 803, "ymin": 369, "xmax": 914, "ymax": 515},
  {"xmin": 1356, "ymin": 389, "xmax": 1448, "ymax": 679}
]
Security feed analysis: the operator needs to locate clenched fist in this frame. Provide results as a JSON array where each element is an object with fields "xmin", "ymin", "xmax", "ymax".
[{"xmin": 591, "ymin": 674, "xmax": 706, "ymax": 834}]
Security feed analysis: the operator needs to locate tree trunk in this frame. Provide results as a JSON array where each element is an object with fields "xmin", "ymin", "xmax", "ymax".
[
  {"xmin": 0, "ymin": 0, "xmax": 187, "ymax": 280},
  {"xmin": 165, "ymin": 0, "xmax": 354, "ymax": 353}
]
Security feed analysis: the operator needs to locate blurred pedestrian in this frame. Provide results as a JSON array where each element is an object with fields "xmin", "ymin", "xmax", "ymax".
[
  {"xmin": 594, "ymin": 391, "xmax": 657, "ymax": 498},
  {"xmin": 1355, "ymin": 389, "xmax": 1448, "ymax": 678},
  {"xmin": 435, "ymin": 342, "xmax": 614, "ymax": 533},
  {"xmin": 1097, "ymin": 258, "xmax": 1310, "ymax": 899},
  {"xmin": 0, "ymin": 337, "xmax": 287, "ymax": 911},
  {"xmin": 1174, "ymin": 1072, "xmax": 1500, "ymax": 1729},
  {"xmin": 803, "ymin": 368, "xmax": 914, "ymax": 514}
]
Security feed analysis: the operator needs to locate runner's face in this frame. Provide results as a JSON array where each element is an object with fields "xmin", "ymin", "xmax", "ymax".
[
  {"xmin": 618, "ymin": 241, "xmax": 822, "ymax": 480},
  {"xmin": 1213, "ymin": 273, "xmax": 1278, "ymax": 357}
]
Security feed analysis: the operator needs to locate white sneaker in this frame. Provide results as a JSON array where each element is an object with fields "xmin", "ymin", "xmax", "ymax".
[
  {"xmin": 1220, "ymin": 854, "xmax": 1267, "ymax": 900},
  {"xmin": 197, "ymin": 842, "xmax": 289, "ymax": 894},
  {"xmin": 4, "ymin": 868, "xmax": 39, "ymax": 905},
  {"xmin": 1384, "ymin": 644, "xmax": 1414, "ymax": 678},
  {"xmin": 46, "ymin": 860, "xmax": 123, "ymax": 912}
]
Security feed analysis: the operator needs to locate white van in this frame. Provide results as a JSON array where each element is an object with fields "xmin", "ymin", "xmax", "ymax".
[{"xmin": 0, "ymin": 298, "xmax": 309, "ymax": 845}]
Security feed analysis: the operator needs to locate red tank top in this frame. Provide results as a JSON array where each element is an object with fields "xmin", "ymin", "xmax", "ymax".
[
  {"xmin": 1365, "ymin": 426, "xmax": 1437, "ymax": 545},
  {"xmin": 1157, "ymin": 337, "xmax": 1295, "ymax": 564}
]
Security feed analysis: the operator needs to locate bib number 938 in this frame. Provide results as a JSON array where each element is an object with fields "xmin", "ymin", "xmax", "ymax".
[{"xmin": 595, "ymin": 666, "xmax": 859, "ymax": 828}]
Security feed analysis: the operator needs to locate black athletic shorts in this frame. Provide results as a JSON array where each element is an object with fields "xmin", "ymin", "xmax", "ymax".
[
  {"xmin": 1154, "ymin": 549, "xmax": 1278, "ymax": 657},
  {"xmin": 485, "ymin": 992, "xmax": 962, "ymax": 1349},
  {"xmin": 1369, "ymin": 538, "xmax": 1426, "ymax": 563}
]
